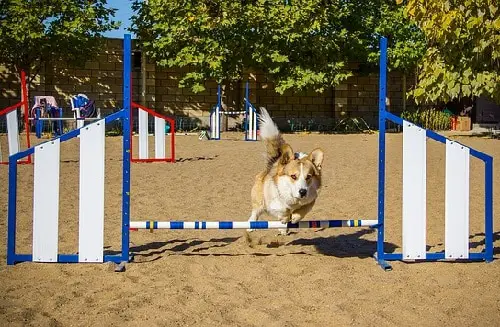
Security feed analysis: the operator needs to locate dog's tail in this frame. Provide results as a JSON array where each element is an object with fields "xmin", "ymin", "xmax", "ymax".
[{"xmin": 259, "ymin": 107, "xmax": 285, "ymax": 169}]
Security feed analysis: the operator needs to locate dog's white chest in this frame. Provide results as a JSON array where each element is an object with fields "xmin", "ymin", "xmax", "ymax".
[{"xmin": 267, "ymin": 198, "xmax": 289, "ymax": 217}]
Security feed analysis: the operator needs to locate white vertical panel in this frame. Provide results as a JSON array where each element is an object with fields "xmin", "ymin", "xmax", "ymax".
[
  {"xmin": 445, "ymin": 140, "xmax": 470, "ymax": 259},
  {"xmin": 33, "ymin": 139, "xmax": 60, "ymax": 262},
  {"xmin": 210, "ymin": 112, "xmax": 215, "ymax": 139},
  {"xmin": 252, "ymin": 110, "xmax": 257, "ymax": 140},
  {"xmin": 216, "ymin": 107, "xmax": 220, "ymax": 139},
  {"xmin": 78, "ymin": 120, "xmax": 105, "ymax": 262},
  {"xmin": 402, "ymin": 121, "xmax": 427, "ymax": 260},
  {"xmin": 139, "ymin": 109, "xmax": 148, "ymax": 159},
  {"xmin": 154, "ymin": 116, "xmax": 165, "ymax": 159},
  {"xmin": 211, "ymin": 107, "xmax": 220, "ymax": 139},
  {"xmin": 248, "ymin": 109, "xmax": 254, "ymax": 140},
  {"xmin": 74, "ymin": 108, "xmax": 84, "ymax": 129},
  {"xmin": 6, "ymin": 110, "xmax": 20, "ymax": 155}
]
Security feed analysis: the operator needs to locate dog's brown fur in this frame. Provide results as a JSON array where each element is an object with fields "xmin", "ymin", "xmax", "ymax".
[{"xmin": 248, "ymin": 108, "xmax": 324, "ymax": 232}]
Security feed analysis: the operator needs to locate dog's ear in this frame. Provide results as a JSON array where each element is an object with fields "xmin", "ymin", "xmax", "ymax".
[
  {"xmin": 308, "ymin": 148, "xmax": 324, "ymax": 170},
  {"xmin": 279, "ymin": 144, "xmax": 294, "ymax": 165}
]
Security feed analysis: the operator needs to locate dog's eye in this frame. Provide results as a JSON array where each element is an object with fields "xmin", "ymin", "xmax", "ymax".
[
  {"xmin": 306, "ymin": 174, "xmax": 312, "ymax": 180},
  {"xmin": 290, "ymin": 174, "xmax": 297, "ymax": 180}
]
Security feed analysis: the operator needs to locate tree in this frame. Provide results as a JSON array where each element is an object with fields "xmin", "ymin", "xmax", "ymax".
[
  {"xmin": 131, "ymin": 0, "xmax": 250, "ymax": 93},
  {"xmin": 0, "ymin": 0, "xmax": 120, "ymax": 84},
  {"xmin": 369, "ymin": 3, "xmax": 426, "ymax": 75},
  {"xmin": 398, "ymin": 0, "xmax": 500, "ymax": 104},
  {"xmin": 368, "ymin": 2, "xmax": 426, "ymax": 110},
  {"xmin": 245, "ymin": 0, "xmax": 379, "ymax": 94},
  {"xmin": 132, "ymin": 0, "xmax": 406, "ymax": 94}
]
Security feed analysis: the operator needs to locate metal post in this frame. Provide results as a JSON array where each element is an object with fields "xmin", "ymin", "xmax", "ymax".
[
  {"xmin": 58, "ymin": 107, "xmax": 63, "ymax": 136},
  {"xmin": 122, "ymin": 34, "xmax": 132, "ymax": 263},
  {"xmin": 217, "ymin": 84, "xmax": 221, "ymax": 137},
  {"xmin": 245, "ymin": 81, "xmax": 249, "ymax": 140},
  {"xmin": 484, "ymin": 157, "xmax": 494, "ymax": 262},
  {"xmin": 376, "ymin": 36, "xmax": 391, "ymax": 270},
  {"xmin": 7, "ymin": 157, "xmax": 18, "ymax": 264},
  {"xmin": 21, "ymin": 70, "xmax": 31, "ymax": 163},
  {"xmin": 35, "ymin": 107, "xmax": 41, "ymax": 138}
]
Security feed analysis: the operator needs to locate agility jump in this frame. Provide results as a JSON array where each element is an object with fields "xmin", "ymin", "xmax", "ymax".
[
  {"xmin": 29, "ymin": 94, "xmax": 101, "ymax": 138},
  {"xmin": 130, "ymin": 101, "xmax": 175, "ymax": 163},
  {"xmin": 209, "ymin": 82, "xmax": 258, "ymax": 141},
  {"xmin": 1, "ymin": 73, "xmax": 175, "ymax": 164},
  {"xmin": 5, "ymin": 35, "xmax": 494, "ymax": 270},
  {"xmin": 0, "ymin": 70, "xmax": 31, "ymax": 165}
]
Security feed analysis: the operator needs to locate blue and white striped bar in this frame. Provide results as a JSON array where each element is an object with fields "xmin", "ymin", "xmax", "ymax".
[
  {"xmin": 130, "ymin": 220, "xmax": 378, "ymax": 230},
  {"xmin": 222, "ymin": 111, "xmax": 245, "ymax": 115}
]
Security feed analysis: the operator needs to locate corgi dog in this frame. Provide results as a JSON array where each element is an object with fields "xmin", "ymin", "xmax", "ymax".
[{"xmin": 248, "ymin": 108, "xmax": 324, "ymax": 234}]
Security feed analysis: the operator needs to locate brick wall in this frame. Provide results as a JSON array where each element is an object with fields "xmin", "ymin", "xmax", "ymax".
[{"xmin": 1, "ymin": 38, "xmax": 413, "ymax": 130}]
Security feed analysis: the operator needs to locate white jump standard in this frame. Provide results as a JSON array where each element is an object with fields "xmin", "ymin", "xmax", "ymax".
[
  {"xmin": 0, "ymin": 70, "xmax": 31, "ymax": 165},
  {"xmin": 5, "ymin": 35, "xmax": 494, "ymax": 270},
  {"xmin": 209, "ymin": 82, "xmax": 258, "ymax": 141}
]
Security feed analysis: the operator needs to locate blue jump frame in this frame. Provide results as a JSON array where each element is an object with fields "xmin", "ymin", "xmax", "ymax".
[
  {"xmin": 209, "ymin": 81, "xmax": 258, "ymax": 141},
  {"xmin": 375, "ymin": 37, "xmax": 494, "ymax": 269},
  {"xmin": 6, "ymin": 35, "xmax": 494, "ymax": 270}
]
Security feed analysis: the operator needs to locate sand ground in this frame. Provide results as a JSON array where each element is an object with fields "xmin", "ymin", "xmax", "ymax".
[{"xmin": 0, "ymin": 131, "xmax": 499, "ymax": 327}]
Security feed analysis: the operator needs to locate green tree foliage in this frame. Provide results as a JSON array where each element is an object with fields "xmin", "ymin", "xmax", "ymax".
[
  {"xmin": 132, "ymin": 0, "xmax": 398, "ymax": 94},
  {"xmin": 400, "ymin": 0, "xmax": 500, "ymax": 103},
  {"xmin": 245, "ymin": 0, "xmax": 379, "ymax": 94},
  {"xmin": 131, "ymin": 1, "xmax": 249, "ymax": 93},
  {"xmin": 0, "ymin": 0, "xmax": 120, "ymax": 82},
  {"xmin": 369, "ymin": 2, "xmax": 426, "ymax": 74}
]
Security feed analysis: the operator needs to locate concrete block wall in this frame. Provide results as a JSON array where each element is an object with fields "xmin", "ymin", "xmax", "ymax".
[{"xmin": 1, "ymin": 38, "xmax": 413, "ymax": 130}]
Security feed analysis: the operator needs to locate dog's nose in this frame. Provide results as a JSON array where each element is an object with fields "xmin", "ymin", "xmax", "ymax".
[{"xmin": 299, "ymin": 188, "xmax": 307, "ymax": 198}]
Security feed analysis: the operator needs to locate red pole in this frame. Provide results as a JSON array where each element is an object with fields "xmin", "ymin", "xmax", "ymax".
[
  {"xmin": 21, "ymin": 70, "xmax": 31, "ymax": 163},
  {"xmin": 170, "ymin": 119, "xmax": 175, "ymax": 162}
]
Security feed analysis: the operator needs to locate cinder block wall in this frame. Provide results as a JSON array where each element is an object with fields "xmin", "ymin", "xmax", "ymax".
[{"xmin": 1, "ymin": 38, "xmax": 413, "ymax": 130}]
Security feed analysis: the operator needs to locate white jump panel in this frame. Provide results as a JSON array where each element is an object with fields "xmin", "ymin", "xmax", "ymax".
[
  {"xmin": 74, "ymin": 108, "xmax": 84, "ymax": 129},
  {"xmin": 211, "ymin": 106, "xmax": 220, "ymax": 139},
  {"xmin": 32, "ymin": 139, "xmax": 60, "ymax": 262},
  {"xmin": 6, "ymin": 110, "xmax": 20, "ymax": 155},
  {"xmin": 253, "ymin": 110, "xmax": 257, "ymax": 140},
  {"xmin": 247, "ymin": 108, "xmax": 257, "ymax": 140},
  {"xmin": 402, "ymin": 121, "xmax": 427, "ymax": 260},
  {"xmin": 445, "ymin": 140, "xmax": 470, "ymax": 259},
  {"xmin": 78, "ymin": 120, "xmax": 105, "ymax": 262},
  {"xmin": 154, "ymin": 116, "xmax": 165, "ymax": 159},
  {"xmin": 138, "ymin": 109, "xmax": 148, "ymax": 159},
  {"xmin": 248, "ymin": 109, "xmax": 254, "ymax": 140}
]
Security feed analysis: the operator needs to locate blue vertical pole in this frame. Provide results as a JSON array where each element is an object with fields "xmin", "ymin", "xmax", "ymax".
[
  {"xmin": 245, "ymin": 81, "xmax": 249, "ymax": 140},
  {"xmin": 58, "ymin": 107, "xmax": 63, "ymax": 135},
  {"xmin": 35, "ymin": 107, "xmax": 41, "ymax": 138},
  {"xmin": 377, "ymin": 36, "xmax": 390, "ymax": 270},
  {"xmin": 484, "ymin": 157, "xmax": 494, "ymax": 262},
  {"xmin": 7, "ymin": 156, "xmax": 18, "ymax": 265},
  {"xmin": 121, "ymin": 34, "xmax": 132, "ymax": 263},
  {"xmin": 217, "ymin": 84, "xmax": 221, "ymax": 139}
]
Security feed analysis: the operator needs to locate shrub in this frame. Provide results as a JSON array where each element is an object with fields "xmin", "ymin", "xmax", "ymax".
[{"xmin": 400, "ymin": 108, "xmax": 451, "ymax": 131}]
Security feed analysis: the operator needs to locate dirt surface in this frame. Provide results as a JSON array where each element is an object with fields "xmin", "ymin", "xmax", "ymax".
[{"xmin": 1, "ymin": 132, "xmax": 499, "ymax": 327}]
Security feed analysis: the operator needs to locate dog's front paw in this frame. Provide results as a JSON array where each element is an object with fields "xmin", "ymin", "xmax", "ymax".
[
  {"xmin": 291, "ymin": 213, "xmax": 304, "ymax": 224},
  {"xmin": 280, "ymin": 217, "xmax": 291, "ymax": 225}
]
